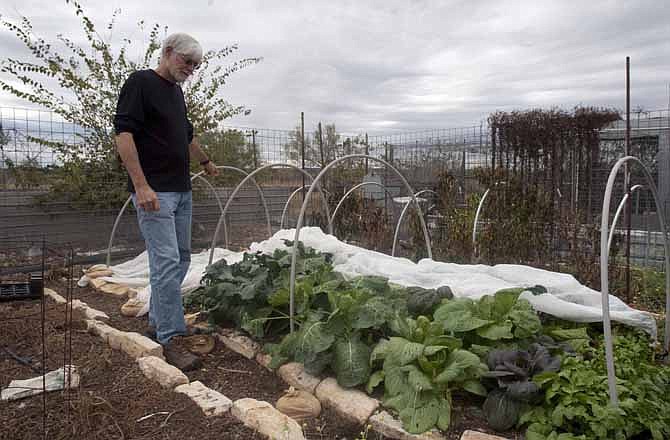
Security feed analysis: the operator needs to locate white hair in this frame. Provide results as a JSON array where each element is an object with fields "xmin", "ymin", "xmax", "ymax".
[{"xmin": 162, "ymin": 33, "xmax": 203, "ymax": 61}]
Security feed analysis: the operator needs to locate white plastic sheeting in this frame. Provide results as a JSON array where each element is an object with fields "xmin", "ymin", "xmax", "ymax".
[
  {"xmin": 84, "ymin": 227, "xmax": 658, "ymax": 338},
  {"xmin": 79, "ymin": 247, "xmax": 244, "ymax": 317}
]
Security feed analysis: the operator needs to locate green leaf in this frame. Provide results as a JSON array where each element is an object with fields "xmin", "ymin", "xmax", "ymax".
[
  {"xmin": 462, "ymin": 379, "xmax": 487, "ymax": 396},
  {"xmin": 293, "ymin": 320, "xmax": 335, "ymax": 364},
  {"xmin": 423, "ymin": 345, "xmax": 449, "ymax": 356},
  {"xmin": 533, "ymin": 371, "xmax": 558, "ymax": 387},
  {"xmin": 422, "ymin": 334, "xmax": 462, "ymax": 350},
  {"xmin": 434, "ymin": 300, "xmax": 492, "ymax": 333},
  {"xmin": 435, "ymin": 349, "xmax": 481, "ymax": 384},
  {"xmin": 313, "ymin": 278, "xmax": 344, "ymax": 295},
  {"xmin": 350, "ymin": 276, "xmax": 389, "ymax": 294},
  {"xmin": 399, "ymin": 391, "xmax": 441, "ymax": 434},
  {"xmin": 549, "ymin": 327, "xmax": 590, "ymax": 341},
  {"xmin": 468, "ymin": 344, "xmax": 491, "ymax": 358},
  {"xmin": 366, "ymin": 370, "xmax": 385, "ymax": 394},
  {"xmin": 384, "ymin": 362, "xmax": 410, "ymax": 396},
  {"xmin": 387, "ymin": 337, "xmax": 425, "ymax": 366},
  {"xmin": 477, "ymin": 321, "xmax": 514, "ymax": 340},
  {"xmin": 370, "ymin": 339, "xmax": 391, "ymax": 365},
  {"xmin": 436, "ymin": 393, "xmax": 452, "ymax": 431},
  {"xmin": 390, "ymin": 315, "xmax": 417, "ymax": 340},
  {"xmin": 403, "ymin": 365, "xmax": 434, "ymax": 391},
  {"xmin": 353, "ymin": 296, "xmax": 393, "ymax": 329},
  {"xmin": 526, "ymin": 422, "xmax": 553, "ymax": 440},
  {"xmin": 508, "ymin": 299, "xmax": 542, "ymax": 338},
  {"xmin": 333, "ymin": 335, "xmax": 371, "ymax": 387},
  {"xmin": 267, "ymin": 287, "xmax": 289, "ymax": 307},
  {"xmin": 406, "ymin": 286, "xmax": 453, "ymax": 316},
  {"xmin": 383, "ymin": 392, "xmax": 409, "ymax": 413},
  {"xmin": 303, "ymin": 350, "xmax": 333, "ymax": 375},
  {"xmin": 240, "ymin": 307, "xmax": 272, "ymax": 338}
]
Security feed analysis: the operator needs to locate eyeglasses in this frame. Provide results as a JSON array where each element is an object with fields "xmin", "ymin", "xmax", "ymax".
[{"xmin": 176, "ymin": 52, "xmax": 201, "ymax": 70}]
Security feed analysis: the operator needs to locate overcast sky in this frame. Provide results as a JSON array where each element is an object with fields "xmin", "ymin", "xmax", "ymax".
[{"xmin": 1, "ymin": 0, "xmax": 668, "ymax": 134}]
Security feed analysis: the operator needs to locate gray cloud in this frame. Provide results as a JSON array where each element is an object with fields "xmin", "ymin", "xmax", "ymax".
[{"xmin": 0, "ymin": 0, "xmax": 668, "ymax": 134}]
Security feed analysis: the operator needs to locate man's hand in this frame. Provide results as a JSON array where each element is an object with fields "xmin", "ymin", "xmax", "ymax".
[
  {"xmin": 136, "ymin": 184, "xmax": 160, "ymax": 211},
  {"xmin": 203, "ymin": 161, "xmax": 219, "ymax": 177}
]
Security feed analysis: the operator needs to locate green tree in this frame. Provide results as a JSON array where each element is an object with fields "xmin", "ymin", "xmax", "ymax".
[
  {"xmin": 197, "ymin": 128, "xmax": 255, "ymax": 173},
  {"xmin": 283, "ymin": 122, "xmax": 369, "ymax": 169},
  {"xmin": 0, "ymin": 0, "xmax": 261, "ymax": 207}
]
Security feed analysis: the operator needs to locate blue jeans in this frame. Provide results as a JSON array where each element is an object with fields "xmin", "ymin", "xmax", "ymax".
[{"xmin": 132, "ymin": 191, "xmax": 192, "ymax": 345}]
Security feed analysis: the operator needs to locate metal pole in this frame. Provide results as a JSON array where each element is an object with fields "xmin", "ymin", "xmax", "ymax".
[
  {"xmin": 365, "ymin": 133, "xmax": 369, "ymax": 173},
  {"xmin": 252, "ymin": 130, "xmax": 258, "ymax": 169},
  {"xmin": 625, "ymin": 56, "xmax": 632, "ymax": 303},
  {"xmin": 318, "ymin": 122, "xmax": 324, "ymax": 168},
  {"xmin": 384, "ymin": 142, "xmax": 389, "ymax": 216},
  {"xmin": 301, "ymin": 112, "xmax": 306, "ymax": 208}
]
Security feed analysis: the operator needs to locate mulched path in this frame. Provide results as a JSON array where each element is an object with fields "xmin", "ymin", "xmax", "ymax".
[{"xmin": 0, "ymin": 298, "xmax": 258, "ymax": 440}]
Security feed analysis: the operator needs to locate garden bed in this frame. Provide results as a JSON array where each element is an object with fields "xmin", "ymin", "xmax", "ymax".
[
  {"xmin": 8, "ymin": 226, "xmax": 668, "ymax": 440},
  {"xmin": 46, "ymin": 278, "xmax": 516, "ymax": 440}
]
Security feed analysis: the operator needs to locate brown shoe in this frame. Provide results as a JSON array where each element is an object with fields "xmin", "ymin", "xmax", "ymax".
[
  {"xmin": 163, "ymin": 338, "xmax": 202, "ymax": 371},
  {"xmin": 181, "ymin": 334, "xmax": 216, "ymax": 355}
]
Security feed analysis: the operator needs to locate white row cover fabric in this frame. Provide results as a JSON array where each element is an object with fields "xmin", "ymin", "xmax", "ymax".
[{"xmin": 83, "ymin": 227, "xmax": 657, "ymax": 338}]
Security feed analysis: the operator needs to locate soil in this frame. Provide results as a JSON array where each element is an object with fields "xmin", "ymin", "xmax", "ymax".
[
  {"xmin": 41, "ymin": 276, "xmax": 523, "ymax": 440},
  {"xmin": 0, "ymin": 298, "xmax": 259, "ymax": 440},
  {"xmin": 7, "ymin": 280, "xmax": 370, "ymax": 440}
]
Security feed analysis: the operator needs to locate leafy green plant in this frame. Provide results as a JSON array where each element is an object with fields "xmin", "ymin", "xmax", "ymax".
[
  {"xmin": 433, "ymin": 289, "xmax": 542, "ymax": 343},
  {"xmin": 405, "ymin": 286, "xmax": 454, "ymax": 316},
  {"xmin": 185, "ymin": 241, "xmax": 334, "ymax": 337},
  {"xmin": 482, "ymin": 343, "xmax": 561, "ymax": 431},
  {"xmin": 521, "ymin": 330, "xmax": 670, "ymax": 440},
  {"xmin": 267, "ymin": 275, "xmax": 407, "ymax": 387},
  {"xmin": 367, "ymin": 315, "xmax": 488, "ymax": 434}
]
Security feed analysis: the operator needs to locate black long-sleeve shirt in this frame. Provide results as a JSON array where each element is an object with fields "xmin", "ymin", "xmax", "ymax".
[{"xmin": 114, "ymin": 69, "xmax": 194, "ymax": 193}]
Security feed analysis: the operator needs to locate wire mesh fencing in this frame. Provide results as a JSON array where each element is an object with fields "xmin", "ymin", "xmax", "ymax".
[{"xmin": 1, "ymin": 106, "xmax": 669, "ymax": 277}]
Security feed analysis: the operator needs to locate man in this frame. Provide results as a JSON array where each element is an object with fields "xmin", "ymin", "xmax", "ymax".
[{"xmin": 114, "ymin": 33, "xmax": 218, "ymax": 371}]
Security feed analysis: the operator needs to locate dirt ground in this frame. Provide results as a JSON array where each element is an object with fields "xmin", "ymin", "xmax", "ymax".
[{"xmin": 0, "ymin": 299, "xmax": 260, "ymax": 440}]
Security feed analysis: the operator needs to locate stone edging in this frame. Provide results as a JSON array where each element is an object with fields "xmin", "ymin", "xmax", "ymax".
[
  {"xmin": 58, "ymin": 285, "xmax": 508, "ymax": 440},
  {"xmin": 217, "ymin": 330, "xmax": 511, "ymax": 440}
]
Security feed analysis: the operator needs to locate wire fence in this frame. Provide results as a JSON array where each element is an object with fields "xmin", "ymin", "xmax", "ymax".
[{"xmin": 1, "ymin": 106, "xmax": 669, "ymax": 274}]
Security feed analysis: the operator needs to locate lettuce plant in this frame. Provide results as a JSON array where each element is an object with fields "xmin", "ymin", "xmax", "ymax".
[
  {"xmin": 433, "ymin": 289, "xmax": 542, "ymax": 342},
  {"xmin": 368, "ymin": 315, "xmax": 488, "ymax": 434}
]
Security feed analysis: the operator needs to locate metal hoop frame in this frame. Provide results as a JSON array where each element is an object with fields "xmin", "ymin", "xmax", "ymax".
[
  {"xmin": 106, "ymin": 165, "xmax": 270, "ymax": 266},
  {"xmin": 209, "ymin": 163, "xmax": 332, "ymax": 265},
  {"xmin": 607, "ymin": 184, "xmax": 646, "ymax": 255},
  {"xmin": 600, "ymin": 156, "xmax": 670, "ymax": 405},
  {"xmin": 288, "ymin": 154, "xmax": 432, "ymax": 332},
  {"xmin": 391, "ymin": 189, "xmax": 438, "ymax": 257},
  {"xmin": 279, "ymin": 185, "xmax": 331, "ymax": 230},
  {"xmin": 328, "ymin": 181, "xmax": 395, "ymax": 232}
]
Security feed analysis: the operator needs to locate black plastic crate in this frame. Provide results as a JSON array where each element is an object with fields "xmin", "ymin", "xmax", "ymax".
[{"xmin": 0, "ymin": 273, "xmax": 43, "ymax": 301}]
